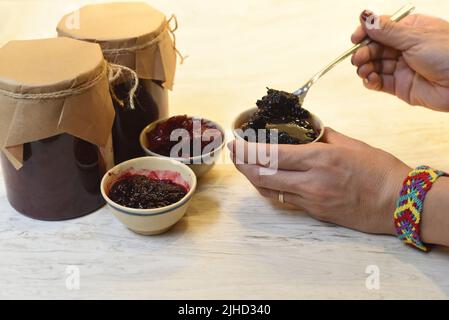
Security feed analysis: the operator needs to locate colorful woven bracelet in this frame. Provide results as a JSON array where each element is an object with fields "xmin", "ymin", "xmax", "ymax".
[{"xmin": 394, "ymin": 166, "xmax": 447, "ymax": 252}]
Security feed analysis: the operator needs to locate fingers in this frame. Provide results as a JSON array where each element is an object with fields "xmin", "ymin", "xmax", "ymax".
[
  {"xmin": 351, "ymin": 11, "xmax": 419, "ymax": 73},
  {"xmin": 229, "ymin": 128, "xmax": 368, "ymax": 172},
  {"xmin": 228, "ymin": 140, "xmax": 325, "ymax": 171},
  {"xmin": 256, "ymin": 187, "xmax": 307, "ymax": 212},
  {"xmin": 357, "ymin": 62, "xmax": 397, "ymax": 94},
  {"xmin": 351, "ymin": 42, "xmax": 398, "ymax": 67},
  {"xmin": 350, "ymin": 41, "xmax": 398, "ymax": 95},
  {"xmin": 321, "ymin": 127, "xmax": 355, "ymax": 145},
  {"xmin": 362, "ymin": 72, "xmax": 396, "ymax": 95},
  {"xmin": 356, "ymin": 60, "xmax": 397, "ymax": 92},
  {"xmin": 351, "ymin": 25, "xmax": 366, "ymax": 44},
  {"xmin": 352, "ymin": 43, "xmax": 399, "ymax": 95},
  {"xmin": 321, "ymin": 127, "xmax": 369, "ymax": 149},
  {"xmin": 362, "ymin": 72, "xmax": 383, "ymax": 91},
  {"xmin": 357, "ymin": 60, "xmax": 397, "ymax": 78},
  {"xmin": 357, "ymin": 11, "xmax": 417, "ymax": 51},
  {"xmin": 233, "ymin": 163, "xmax": 313, "ymax": 194},
  {"xmin": 256, "ymin": 187, "xmax": 334, "ymax": 224}
]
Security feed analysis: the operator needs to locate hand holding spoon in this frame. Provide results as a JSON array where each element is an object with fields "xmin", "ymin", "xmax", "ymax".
[
  {"xmin": 268, "ymin": 4, "xmax": 416, "ymax": 141},
  {"xmin": 293, "ymin": 3, "xmax": 415, "ymax": 105}
]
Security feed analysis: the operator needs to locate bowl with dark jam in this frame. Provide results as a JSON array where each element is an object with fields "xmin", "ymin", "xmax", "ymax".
[
  {"xmin": 140, "ymin": 115, "xmax": 225, "ymax": 178},
  {"xmin": 100, "ymin": 157, "xmax": 197, "ymax": 235},
  {"xmin": 233, "ymin": 89, "xmax": 324, "ymax": 144}
]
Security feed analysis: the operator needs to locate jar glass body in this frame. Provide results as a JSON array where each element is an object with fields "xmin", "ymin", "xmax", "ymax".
[
  {"xmin": 112, "ymin": 79, "xmax": 168, "ymax": 164},
  {"xmin": 0, "ymin": 134, "xmax": 107, "ymax": 221}
]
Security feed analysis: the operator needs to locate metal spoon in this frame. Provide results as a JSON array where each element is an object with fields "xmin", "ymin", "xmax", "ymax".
[{"xmin": 268, "ymin": 3, "xmax": 415, "ymax": 141}]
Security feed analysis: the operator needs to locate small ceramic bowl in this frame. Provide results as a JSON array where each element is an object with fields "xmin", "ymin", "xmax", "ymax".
[
  {"xmin": 140, "ymin": 116, "xmax": 226, "ymax": 178},
  {"xmin": 232, "ymin": 107, "xmax": 325, "ymax": 143},
  {"xmin": 100, "ymin": 157, "xmax": 197, "ymax": 236}
]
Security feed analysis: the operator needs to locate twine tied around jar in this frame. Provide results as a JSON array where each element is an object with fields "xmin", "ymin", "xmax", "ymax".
[
  {"xmin": 0, "ymin": 67, "xmax": 106, "ymax": 100},
  {"xmin": 101, "ymin": 14, "xmax": 187, "ymax": 64},
  {"xmin": 107, "ymin": 63, "xmax": 139, "ymax": 110},
  {"xmin": 0, "ymin": 61, "xmax": 140, "ymax": 112}
]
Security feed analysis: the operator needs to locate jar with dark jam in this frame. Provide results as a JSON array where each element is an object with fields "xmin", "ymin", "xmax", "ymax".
[
  {"xmin": 0, "ymin": 38, "xmax": 115, "ymax": 221},
  {"xmin": 57, "ymin": 2, "xmax": 179, "ymax": 164},
  {"xmin": 112, "ymin": 79, "xmax": 168, "ymax": 164},
  {"xmin": 1, "ymin": 134, "xmax": 106, "ymax": 220}
]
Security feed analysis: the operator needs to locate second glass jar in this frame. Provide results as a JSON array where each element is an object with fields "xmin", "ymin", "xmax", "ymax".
[{"xmin": 111, "ymin": 79, "xmax": 168, "ymax": 164}]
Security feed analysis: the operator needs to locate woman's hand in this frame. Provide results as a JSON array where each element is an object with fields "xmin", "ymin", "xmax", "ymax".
[
  {"xmin": 351, "ymin": 12, "xmax": 449, "ymax": 111},
  {"xmin": 228, "ymin": 128, "xmax": 411, "ymax": 235}
]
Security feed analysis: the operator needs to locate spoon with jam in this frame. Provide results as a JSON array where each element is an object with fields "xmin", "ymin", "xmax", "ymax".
[{"xmin": 266, "ymin": 4, "xmax": 415, "ymax": 140}]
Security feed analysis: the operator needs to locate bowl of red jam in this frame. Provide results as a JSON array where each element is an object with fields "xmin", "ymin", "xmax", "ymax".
[
  {"xmin": 100, "ymin": 157, "xmax": 197, "ymax": 235},
  {"xmin": 139, "ymin": 115, "xmax": 225, "ymax": 178}
]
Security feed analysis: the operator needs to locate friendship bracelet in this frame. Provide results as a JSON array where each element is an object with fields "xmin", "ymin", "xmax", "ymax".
[{"xmin": 394, "ymin": 166, "xmax": 447, "ymax": 252}]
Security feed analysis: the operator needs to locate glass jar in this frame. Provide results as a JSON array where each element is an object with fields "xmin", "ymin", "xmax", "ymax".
[
  {"xmin": 57, "ymin": 2, "xmax": 178, "ymax": 164},
  {"xmin": 111, "ymin": 79, "xmax": 168, "ymax": 164},
  {"xmin": 1, "ymin": 134, "xmax": 106, "ymax": 220},
  {"xmin": 0, "ymin": 38, "xmax": 115, "ymax": 221}
]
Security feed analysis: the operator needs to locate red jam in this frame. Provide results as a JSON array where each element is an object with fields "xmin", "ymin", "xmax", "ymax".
[
  {"xmin": 108, "ymin": 174, "xmax": 188, "ymax": 209},
  {"xmin": 146, "ymin": 115, "xmax": 223, "ymax": 157}
]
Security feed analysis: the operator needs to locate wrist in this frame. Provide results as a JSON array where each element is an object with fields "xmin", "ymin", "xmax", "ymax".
[
  {"xmin": 381, "ymin": 163, "xmax": 411, "ymax": 236},
  {"xmin": 374, "ymin": 162, "xmax": 411, "ymax": 236}
]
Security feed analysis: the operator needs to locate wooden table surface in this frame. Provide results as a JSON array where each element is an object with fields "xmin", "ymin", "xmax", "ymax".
[{"xmin": 1, "ymin": 0, "xmax": 449, "ymax": 299}]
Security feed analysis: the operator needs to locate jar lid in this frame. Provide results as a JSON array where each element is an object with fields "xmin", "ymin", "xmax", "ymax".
[
  {"xmin": 57, "ymin": 2, "xmax": 177, "ymax": 89},
  {"xmin": 57, "ymin": 2, "xmax": 178, "ymax": 90},
  {"xmin": 0, "ymin": 37, "xmax": 115, "ymax": 169},
  {"xmin": 57, "ymin": 2, "xmax": 166, "ymax": 42},
  {"xmin": 0, "ymin": 37, "xmax": 105, "ymax": 95}
]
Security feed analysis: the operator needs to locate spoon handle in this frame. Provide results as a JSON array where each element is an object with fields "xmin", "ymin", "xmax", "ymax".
[{"xmin": 298, "ymin": 3, "xmax": 415, "ymax": 93}]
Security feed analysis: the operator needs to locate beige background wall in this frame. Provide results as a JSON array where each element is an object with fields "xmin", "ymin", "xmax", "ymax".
[{"xmin": 2, "ymin": 0, "xmax": 449, "ymax": 169}]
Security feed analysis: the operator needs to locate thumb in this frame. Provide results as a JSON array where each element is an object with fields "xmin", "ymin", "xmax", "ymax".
[
  {"xmin": 322, "ymin": 127, "xmax": 369, "ymax": 149},
  {"xmin": 360, "ymin": 10, "xmax": 415, "ymax": 51}
]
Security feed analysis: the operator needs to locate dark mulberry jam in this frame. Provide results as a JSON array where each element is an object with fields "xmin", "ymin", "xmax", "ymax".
[
  {"xmin": 146, "ymin": 115, "xmax": 223, "ymax": 158},
  {"xmin": 0, "ymin": 133, "xmax": 106, "ymax": 221},
  {"xmin": 112, "ymin": 79, "xmax": 168, "ymax": 164},
  {"xmin": 241, "ymin": 88, "xmax": 318, "ymax": 144},
  {"xmin": 108, "ymin": 174, "xmax": 188, "ymax": 209}
]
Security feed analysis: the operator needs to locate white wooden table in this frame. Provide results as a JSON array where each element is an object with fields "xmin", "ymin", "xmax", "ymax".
[{"xmin": 1, "ymin": 0, "xmax": 449, "ymax": 299}]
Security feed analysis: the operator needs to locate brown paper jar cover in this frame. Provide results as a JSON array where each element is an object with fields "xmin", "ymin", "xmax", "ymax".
[
  {"xmin": 57, "ymin": 2, "xmax": 176, "ymax": 164},
  {"xmin": 57, "ymin": 2, "xmax": 177, "ymax": 90},
  {"xmin": 0, "ymin": 37, "xmax": 115, "ymax": 220}
]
